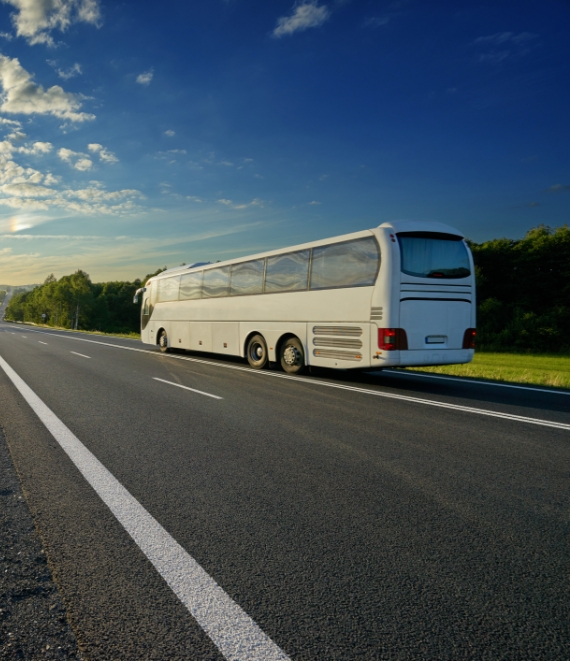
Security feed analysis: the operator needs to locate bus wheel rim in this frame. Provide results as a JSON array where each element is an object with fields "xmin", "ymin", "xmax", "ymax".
[{"xmin": 283, "ymin": 345, "xmax": 300, "ymax": 366}]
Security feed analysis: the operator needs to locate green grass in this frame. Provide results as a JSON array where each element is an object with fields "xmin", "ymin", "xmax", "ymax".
[{"xmin": 402, "ymin": 352, "xmax": 570, "ymax": 389}]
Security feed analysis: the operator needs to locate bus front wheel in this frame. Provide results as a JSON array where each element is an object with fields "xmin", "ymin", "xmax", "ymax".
[
  {"xmin": 158, "ymin": 330, "xmax": 169, "ymax": 353},
  {"xmin": 247, "ymin": 334, "xmax": 268, "ymax": 369},
  {"xmin": 280, "ymin": 337, "xmax": 305, "ymax": 375}
]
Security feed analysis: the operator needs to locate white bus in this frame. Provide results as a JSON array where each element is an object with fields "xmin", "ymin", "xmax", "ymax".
[{"xmin": 134, "ymin": 220, "xmax": 476, "ymax": 374}]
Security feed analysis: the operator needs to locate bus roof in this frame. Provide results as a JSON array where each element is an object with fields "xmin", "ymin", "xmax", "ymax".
[{"xmin": 148, "ymin": 220, "xmax": 465, "ymax": 283}]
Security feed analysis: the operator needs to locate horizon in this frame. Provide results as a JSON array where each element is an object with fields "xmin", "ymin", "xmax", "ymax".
[{"xmin": 0, "ymin": 1, "xmax": 569, "ymax": 285}]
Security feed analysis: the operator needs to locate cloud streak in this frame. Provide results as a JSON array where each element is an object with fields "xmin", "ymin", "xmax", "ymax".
[
  {"xmin": 472, "ymin": 32, "xmax": 538, "ymax": 64},
  {"xmin": 273, "ymin": 1, "xmax": 330, "ymax": 38}
]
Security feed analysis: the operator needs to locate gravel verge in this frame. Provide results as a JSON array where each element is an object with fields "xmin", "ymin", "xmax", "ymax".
[{"xmin": 0, "ymin": 426, "xmax": 84, "ymax": 660}]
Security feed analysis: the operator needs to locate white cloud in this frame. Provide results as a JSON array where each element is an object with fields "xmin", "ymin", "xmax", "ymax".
[
  {"xmin": 136, "ymin": 69, "xmax": 153, "ymax": 85},
  {"xmin": 73, "ymin": 157, "xmax": 92, "ymax": 171},
  {"xmin": 87, "ymin": 142, "xmax": 118, "ymax": 163},
  {"xmin": 15, "ymin": 140, "xmax": 52, "ymax": 155},
  {"xmin": 0, "ymin": 133, "xmax": 142, "ymax": 218},
  {"xmin": 309, "ymin": 200, "xmax": 321, "ymax": 205},
  {"xmin": 273, "ymin": 1, "xmax": 330, "ymax": 38},
  {"xmin": 58, "ymin": 147, "xmax": 92, "ymax": 170},
  {"xmin": 474, "ymin": 32, "xmax": 537, "ymax": 46},
  {"xmin": 0, "ymin": 181, "xmax": 55, "ymax": 196},
  {"xmin": 0, "ymin": 182, "xmax": 143, "ymax": 214},
  {"xmin": 7, "ymin": 129, "xmax": 26, "ymax": 141},
  {"xmin": 164, "ymin": 129, "xmax": 175, "ymax": 137},
  {"xmin": 57, "ymin": 62, "xmax": 82, "ymax": 80},
  {"xmin": 43, "ymin": 172, "xmax": 59, "ymax": 185},
  {"xmin": 0, "ymin": 54, "xmax": 94, "ymax": 122},
  {"xmin": 217, "ymin": 197, "xmax": 263, "ymax": 210},
  {"xmin": 2, "ymin": 0, "xmax": 102, "ymax": 46},
  {"xmin": 0, "ymin": 117, "xmax": 21, "ymax": 127},
  {"xmin": 473, "ymin": 32, "xmax": 539, "ymax": 64}
]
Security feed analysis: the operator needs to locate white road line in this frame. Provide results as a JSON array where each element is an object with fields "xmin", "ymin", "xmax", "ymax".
[
  {"xmin": 70, "ymin": 351, "xmax": 91, "ymax": 359},
  {"xmin": 0, "ymin": 355, "xmax": 290, "ymax": 661},
  {"xmin": 20, "ymin": 329, "xmax": 570, "ymax": 431},
  {"xmin": 39, "ymin": 341, "xmax": 48, "ymax": 345},
  {"xmin": 153, "ymin": 377, "xmax": 222, "ymax": 400},
  {"xmin": 385, "ymin": 369, "xmax": 570, "ymax": 396}
]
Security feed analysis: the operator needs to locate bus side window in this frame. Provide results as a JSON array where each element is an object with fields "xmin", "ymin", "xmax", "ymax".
[
  {"xmin": 265, "ymin": 250, "xmax": 310, "ymax": 293},
  {"xmin": 230, "ymin": 259, "xmax": 265, "ymax": 296},
  {"xmin": 180, "ymin": 271, "xmax": 203, "ymax": 300},
  {"xmin": 143, "ymin": 297, "xmax": 149, "ymax": 315},
  {"xmin": 310, "ymin": 237, "xmax": 380, "ymax": 290},
  {"xmin": 157, "ymin": 276, "xmax": 181, "ymax": 302},
  {"xmin": 202, "ymin": 266, "xmax": 231, "ymax": 298}
]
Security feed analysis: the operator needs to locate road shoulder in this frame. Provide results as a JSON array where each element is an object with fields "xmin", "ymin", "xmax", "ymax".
[{"xmin": 0, "ymin": 425, "xmax": 84, "ymax": 660}]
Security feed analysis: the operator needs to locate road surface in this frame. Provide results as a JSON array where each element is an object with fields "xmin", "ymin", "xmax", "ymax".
[{"xmin": 0, "ymin": 321, "xmax": 569, "ymax": 660}]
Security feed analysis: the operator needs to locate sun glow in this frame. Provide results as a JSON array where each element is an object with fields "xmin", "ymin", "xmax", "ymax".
[{"xmin": 9, "ymin": 216, "xmax": 33, "ymax": 232}]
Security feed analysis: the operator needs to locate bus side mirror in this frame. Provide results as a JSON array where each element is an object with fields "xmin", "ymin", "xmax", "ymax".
[{"xmin": 133, "ymin": 287, "xmax": 146, "ymax": 304}]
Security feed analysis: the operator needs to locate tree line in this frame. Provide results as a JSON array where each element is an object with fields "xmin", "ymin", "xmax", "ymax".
[
  {"xmin": 469, "ymin": 224, "xmax": 570, "ymax": 353},
  {"xmin": 4, "ymin": 268, "xmax": 165, "ymax": 335},
  {"xmin": 4, "ymin": 224, "xmax": 570, "ymax": 352}
]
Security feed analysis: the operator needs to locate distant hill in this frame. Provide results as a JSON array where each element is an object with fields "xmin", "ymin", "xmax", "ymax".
[{"xmin": 0, "ymin": 284, "xmax": 39, "ymax": 292}]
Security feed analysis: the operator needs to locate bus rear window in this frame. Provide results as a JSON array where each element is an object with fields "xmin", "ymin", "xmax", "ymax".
[{"xmin": 397, "ymin": 232, "xmax": 470, "ymax": 279}]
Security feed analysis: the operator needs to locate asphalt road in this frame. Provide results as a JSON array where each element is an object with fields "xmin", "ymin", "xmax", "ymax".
[{"xmin": 0, "ymin": 321, "xmax": 569, "ymax": 660}]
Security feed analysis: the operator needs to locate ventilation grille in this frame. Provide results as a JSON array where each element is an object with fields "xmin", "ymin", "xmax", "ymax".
[
  {"xmin": 312, "ymin": 325, "xmax": 362, "ymax": 337},
  {"xmin": 313, "ymin": 337, "xmax": 363, "ymax": 349},
  {"xmin": 370, "ymin": 306, "xmax": 383, "ymax": 321},
  {"xmin": 313, "ymin": 349, "xmax": 362, "ymax": 361}
]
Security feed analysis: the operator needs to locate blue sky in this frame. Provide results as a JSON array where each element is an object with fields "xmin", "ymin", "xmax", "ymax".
[{"xmin": 0, "ymin": 0, "xmax": 568, "ymax": 284}]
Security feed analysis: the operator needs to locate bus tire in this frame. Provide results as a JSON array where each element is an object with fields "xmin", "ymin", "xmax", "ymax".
[
  {"xmin": 158, "ymin": 330, "xmax": 169, "ymax": 353},
  {"xmin": 280, "ymin": 336, "xmax": 305, "ymax": 375},
  {"xmin": 246, "ymin": 334, "xmax": 268, "ymax": 369}
]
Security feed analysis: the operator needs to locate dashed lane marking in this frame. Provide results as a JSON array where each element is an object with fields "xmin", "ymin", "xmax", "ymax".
[
  {"xmin": 18, "ymin": 328, "xmax": 570, "ymax": 431},
  {"xmin": 70, "ymin": 351, "xmax": 90, "ymax": 359},
  {"xmin": 0, "ymin": 355, "xmax": 290, "ymax": 661},
  {"xmin": 153, "ymin": 377, "xmax": 222, "ymax": 400}
]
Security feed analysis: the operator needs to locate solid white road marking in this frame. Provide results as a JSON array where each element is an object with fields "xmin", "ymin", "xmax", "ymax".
[
  {"xmin": 70, "ymin": 351, "xmax": 91, "ymax": 359},
  {"xmin": 153, "ymin": 377, "xmax": 222, "ymax": 400},
  {"xmin": 0, "ymin": 355, "xmax": 290, "ymax": 661},
  {"xmin": 39, "ymin": 341, "xmax": 48, "ymax": 345},
  {"xmin": 385, "ymin": 368, "xmax": 570, "ymax": 395},
  {"xmin": 20, "ymin": 328, "xmax": 570, "ymax": 431}
]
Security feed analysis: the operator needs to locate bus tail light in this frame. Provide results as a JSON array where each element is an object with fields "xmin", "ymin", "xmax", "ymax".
[
  {"xmin": 462, "ymin": 328, "xmax": 476, "ymax": 349},
  {"xmin": 378, "ymin": 328, "xmax": 408, "ymax": 351}
]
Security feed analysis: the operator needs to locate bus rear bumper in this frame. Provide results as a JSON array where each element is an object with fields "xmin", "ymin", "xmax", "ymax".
[{"xmin": 376, "ymin": 349, "xmax": 474, "ymax": 367}]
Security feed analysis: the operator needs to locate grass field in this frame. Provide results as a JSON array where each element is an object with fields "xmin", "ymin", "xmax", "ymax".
[{"xmin": 402, "ymin": 352, "xmax": 570, "ymax": 389}]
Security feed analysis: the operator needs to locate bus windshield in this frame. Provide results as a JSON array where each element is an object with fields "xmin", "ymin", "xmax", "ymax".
[{"xmin": 397, "ymin": 232, "xmax": 471, "ymax": 279}]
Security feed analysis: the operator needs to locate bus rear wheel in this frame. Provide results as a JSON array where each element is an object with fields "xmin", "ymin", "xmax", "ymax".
[
  {"xmin": 280, "ymin": 337, "xmax": 305, "ymax": 375},
  {"xmin": 158, "ymin": 330, "xmax": 169, "ymax": 353},
  {"xmin": 247, "ymin": 334, "xmax": 268, "ymax": 369}
]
